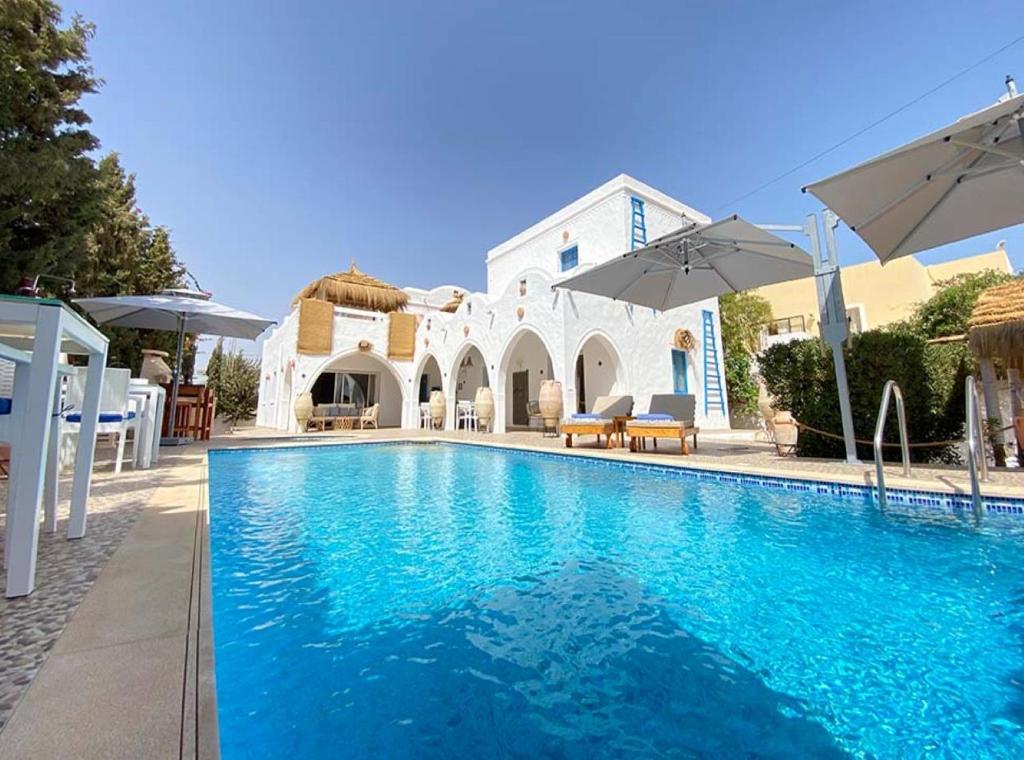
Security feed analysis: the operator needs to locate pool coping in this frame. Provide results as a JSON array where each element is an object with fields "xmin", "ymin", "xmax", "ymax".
[{"xmin": 0, "ymin": 446, "xmax": 219, "ymax": 760}]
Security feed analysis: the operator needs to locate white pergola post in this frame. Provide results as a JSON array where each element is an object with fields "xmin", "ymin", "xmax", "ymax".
[{"xmin": 978, "ymin": 358, "xmax": 1010, "ymax": 466}]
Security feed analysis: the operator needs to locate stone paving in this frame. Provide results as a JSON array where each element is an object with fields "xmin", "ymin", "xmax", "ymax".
[{"xmin": 0, "ymin": 455, "xmax": 168, "ymax": 731}]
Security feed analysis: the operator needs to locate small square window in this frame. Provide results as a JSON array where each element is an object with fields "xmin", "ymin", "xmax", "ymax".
[{"xmin": 559, "ymin": 245, "xmax": 578, "ymax": 272}]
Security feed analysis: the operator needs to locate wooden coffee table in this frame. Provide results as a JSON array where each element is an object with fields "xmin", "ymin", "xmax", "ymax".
[{"xmin": 612, "ymin": 415, "xmax": 634, "ymax": 448}]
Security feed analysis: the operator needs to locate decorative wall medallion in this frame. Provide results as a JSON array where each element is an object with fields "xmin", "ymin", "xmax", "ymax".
[
  {"xmin": 673, "ymin": 328, "xmax": 696, "ymax": 351},
  {"xmin": 358, "ymin": 339, "xmax": 372, "ymax": 352},
  {"xmin": 516, "ymin": 306, "xmax": 525, "ymax": 320},
  {"xmin": 562, "ymin": 230, "xmax": 569, "ymax": 242},
  {"xmin": 463, "ymin": 325, "xmax": 470, "ymax": 337},
  {"xmin": 424, "ymin": 338, "xmax": 430, "ymax": 348}
]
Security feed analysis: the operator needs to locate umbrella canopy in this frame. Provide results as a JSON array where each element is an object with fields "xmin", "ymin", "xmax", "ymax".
[
  {"xmin": 74, "ymin": 290, "xmax": 275, "ymax": 442},
  {"xmin": 968, "ymin": 278, "xmax": 1024, "ymax": 360},
  {"xmin": 74, "ymin": 290, "xmax": 275, "ymax": 339},
  {"xmin": 553, "ymin": 215, "xmax": 814, "ymax": 310},
  {"xmin": 292, "ymin": 262, "xmax": 408, "ymax": 312},
  {"xmin": 804, "ymin": 91, "xmax": 1024, "ymax": 263},
  {"xmin": 440, "ymin": 290, "xmax": 464, "ymax": 313}
]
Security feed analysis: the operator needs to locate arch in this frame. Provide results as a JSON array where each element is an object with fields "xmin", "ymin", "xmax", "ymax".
[
  {"xmin": 497, "ymin": 325, "xmax": 558, "ymax": 431},
  {"xmin": 571, "ymin": 330, "xmax": 628, "ymax": 413},
  {"xmin": 499, "ymin": 267, "xmax": 558, "ymax": 300},
  {"xmin": 449, "ymin": 340, "xmax": 491, "ymax": 399},
  {"xmin": 302, "ymin": 348, "xmax": 408, "ymax": 428},
  {"xmin": 497, "ymin": 324, "xmax": 559, "ymax": 379},
  {"xmin": 412, "ymin": 351, "xmax": 445, "ymax": 404}
]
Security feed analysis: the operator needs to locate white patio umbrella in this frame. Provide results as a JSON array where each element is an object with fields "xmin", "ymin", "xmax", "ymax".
[
  {"xmin": 74, "ymin": 289, "xmax": 275, "ymax": 442},
  {"xmin": 553, "ymin": 215, "xmax": 814, "ymax": 310},
  {"xmin": 804, "ymin": 83, "xmax": 1024, "ymax": 263}
]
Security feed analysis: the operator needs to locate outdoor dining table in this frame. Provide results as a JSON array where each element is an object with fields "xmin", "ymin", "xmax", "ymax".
[{"xmin": 0, "ymin": 294, "xmax": 108, "ymax": 597}]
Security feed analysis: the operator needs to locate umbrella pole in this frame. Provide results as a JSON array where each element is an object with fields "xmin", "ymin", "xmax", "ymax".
[
  {"xmin": 165, "ymin": 316, "xmax": 186, "ymax": 443},
  {"xmin": 810, "ymin": 211, "xmax": 860, "ymax": 464}
]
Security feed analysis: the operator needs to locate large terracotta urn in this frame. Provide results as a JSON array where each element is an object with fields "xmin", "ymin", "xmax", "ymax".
[
  {"xmin": 140, "ymin": 349, "xmax": 173, "ymax": 384},
  {"xmin": 429, "ymin": 390, "xmax": 446, "ymax": 429},
  {"xmin": 773, "ymin": 411, "xmax": 799, "ymax": 454},
  {"xmin": 474, "ymin": 386, "xmax": 494, "ymax": 431},
  {"xmin": 294, "ymin": 392, "xmax": 314, "ymax": 431},
  {"xmin": 538, "ymin": 379, "xmax": 563, "ymax": 428}
]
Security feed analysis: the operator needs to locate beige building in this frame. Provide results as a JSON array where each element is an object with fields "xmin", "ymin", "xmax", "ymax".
[{"xmin": 753, "ymin": 247, "xmax": 1014, "ymax": 343}]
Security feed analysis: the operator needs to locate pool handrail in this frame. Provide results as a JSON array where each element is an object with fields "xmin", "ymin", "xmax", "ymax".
[
  {"xmin": 965, "ymin": 375, "xmax": 988, "ymax": 518},
  {"xmin": 873, "ymin": 380, "xmax": 911, "ymax": 509}
]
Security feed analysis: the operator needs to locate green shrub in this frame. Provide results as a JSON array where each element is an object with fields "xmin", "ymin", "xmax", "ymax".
[
  {"xmin": 719, "ymin": 292, "xmax": 773, "ymax": 419},
  {"xmin": 759, "ymin": 331, "xmax": 969, "ymax": 463}
]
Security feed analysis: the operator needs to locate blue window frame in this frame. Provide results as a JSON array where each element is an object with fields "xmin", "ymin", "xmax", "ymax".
[
  {"xmin": 559, "ymin": 245, "xmax": 578, "ymax": 272},
  {"xmin": 671, "ymin": 349, "xmax": 688, "ymax": 394}
]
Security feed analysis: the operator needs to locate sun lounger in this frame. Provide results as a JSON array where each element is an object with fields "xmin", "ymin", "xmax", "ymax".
[
  {"xmin": 627, "ymin": 394, "xmax": 699, "ymax": 454},
  {"xmin": 563, "ymin": 395, "xmax": 633, "ymax": 448}
]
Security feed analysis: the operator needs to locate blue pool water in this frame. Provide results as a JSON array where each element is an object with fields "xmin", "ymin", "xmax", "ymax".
[{"xmin": 209, "ymin": 443, "xmax": 1024, "ymax": 758}]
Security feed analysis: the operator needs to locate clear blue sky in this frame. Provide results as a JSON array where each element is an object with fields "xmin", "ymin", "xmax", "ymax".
[{"xmin": 67, "ymin": 0, "xmax": 1024, "ymax": 357}]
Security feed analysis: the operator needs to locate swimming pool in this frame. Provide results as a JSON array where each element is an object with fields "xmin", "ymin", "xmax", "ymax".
[{"xmin": 209, "ymin": 442, "xmax": 1024, "ymax": 758}]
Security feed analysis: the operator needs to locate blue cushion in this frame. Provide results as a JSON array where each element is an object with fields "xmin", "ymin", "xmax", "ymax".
[
  {"xmin": 636, "ymin": 413, "xmax": 674, "ymax": 421},
  {"xmin": 570, "ymin": 413, "xmax": 603, "ymax": 420},
  {"xmin": 66, "ymin": 411, "xmax": 134, "ymax": 423},
  {"xmin": 0, "ymin": 397, "xmax": 10, "ymax": 415}
]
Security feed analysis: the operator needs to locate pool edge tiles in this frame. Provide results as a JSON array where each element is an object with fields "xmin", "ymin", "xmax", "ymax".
[{"xmin": 206, "ymin": 439, "xmax": 1024, "ymax": 517}]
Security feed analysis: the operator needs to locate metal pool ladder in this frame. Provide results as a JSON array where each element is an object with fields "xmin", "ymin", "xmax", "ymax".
[
  {"xmin": 873, "ymin": 380, "xmax": 910, "ymax": 509},
  {"xmin": 964, "ymin": 375, "xmax": 988, "ymax": 518}
]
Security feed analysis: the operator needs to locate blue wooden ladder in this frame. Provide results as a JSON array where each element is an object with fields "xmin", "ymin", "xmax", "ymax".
[
  {"xmin": 630, "ymin": 196, "xmax": 647, "ymax": 251},
  {"xmin": 701, "ymin": 310, "xmax": 726, "ymax": 416}
]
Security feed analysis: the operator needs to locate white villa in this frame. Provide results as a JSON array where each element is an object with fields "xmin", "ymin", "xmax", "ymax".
[{"xmin": 256, "ymin": 174, "xmax": 731, "ymax": 433}]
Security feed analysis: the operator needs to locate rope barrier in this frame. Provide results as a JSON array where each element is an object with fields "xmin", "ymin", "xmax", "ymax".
[{"xmin": 792, "ymin": 420, "xmax": 1015, "ymax": 449}]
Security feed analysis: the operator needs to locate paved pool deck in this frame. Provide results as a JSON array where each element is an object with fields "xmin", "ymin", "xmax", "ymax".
[{"xmin": 0, "ymin": 428, "xmax": 1021, "ymax": 758}]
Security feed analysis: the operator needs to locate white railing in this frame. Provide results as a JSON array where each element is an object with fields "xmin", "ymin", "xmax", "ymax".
[{"xmin": 873, "ymin": 380, "xmax": 910, "ymax": 509}]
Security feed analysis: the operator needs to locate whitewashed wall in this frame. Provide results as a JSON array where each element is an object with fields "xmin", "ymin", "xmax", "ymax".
[{"xmin": 258, "ymin": 174, "xmax": 729, "ymax": 433}]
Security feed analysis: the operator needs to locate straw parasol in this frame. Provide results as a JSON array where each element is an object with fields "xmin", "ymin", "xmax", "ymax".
[
  {"xmin": 440, "ymin": 290, "xmax": 464, "ymax": 314},
  {"xmin": 292, "ymin": 261, "xmax": 408, "ymax": 312},
  {"xmin": 968, "ymin": 278, "xmax": 1024, "ymax": 361}
]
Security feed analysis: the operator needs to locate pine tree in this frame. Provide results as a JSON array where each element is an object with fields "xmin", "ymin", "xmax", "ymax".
[
  {"xmin": 0, "ymin": 0, "xmax": 102, "ymax": 291},
  {"xmin": 216, "ymin": 351, "xmax": 260, "ymax": 427}
]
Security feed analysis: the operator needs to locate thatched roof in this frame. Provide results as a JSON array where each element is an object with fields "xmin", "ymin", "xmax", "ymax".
[
  {"xmin": 292, "ymin": 262, "xmax": 408, "ymax": 313},
  {"xmin": 440, "ymin": 290, "xmax": 464, "ymax": 313},
  {"xmin": 968, "ymin": 278, "xmax": 1024, "ymax": 359}
]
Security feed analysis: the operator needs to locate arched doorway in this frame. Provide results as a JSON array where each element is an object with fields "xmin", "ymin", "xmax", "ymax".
[
  {"xmin": 451, "ymin": 343, "xmax": 490, "ymax": 431},
  {"xmin": 416, "ymin": 354, "xmax": 444, "ymax": 404},
  {"xmin": 306, "ymin": 351, "xmax": 406, "ymax": 428},
  {"xmin": 452, "ymin": 344, "xmax": 489, "ymax": 402},
  {"xmin": 573, "ymin": 333, "xmax": 626, "ymax": 413},
  {"xmin": 500, "ymin": 329, "xmax": 555, "ymax": 431}
]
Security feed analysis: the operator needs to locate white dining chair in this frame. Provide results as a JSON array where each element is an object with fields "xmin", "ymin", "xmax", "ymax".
[
  {"xmin": 419, "ymin": 402, "xmax": 432, "ymax": 429},
  {"xmin": 63, "ymin": 367, "xmax": 140, "ymax": 474},
  {"xmin": 456, "ymin": 400, "xmax": 477, "ymax": 432}
]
